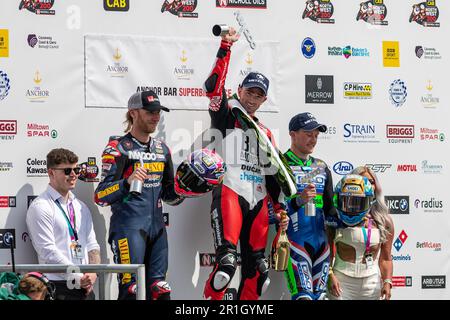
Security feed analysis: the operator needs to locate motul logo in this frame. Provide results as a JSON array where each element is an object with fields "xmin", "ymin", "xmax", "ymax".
[
  {"xmin": 397, "ymin": 165, "xmax": 417, "ymax": 172},
  {"xmin": 386, "ymin": 125, "xmax": 414, "ymax": 138},
  {"xmin": 0, "ymin": 120, "xmax": 17, "ymax": 134}
]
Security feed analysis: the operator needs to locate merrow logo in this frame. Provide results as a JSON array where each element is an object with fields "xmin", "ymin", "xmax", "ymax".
[{"xmin": 385, "ymin": 196, "xmax": 409, "ymax": 214}]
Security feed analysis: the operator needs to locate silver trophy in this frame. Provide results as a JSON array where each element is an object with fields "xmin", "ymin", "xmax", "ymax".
[
  {"xmin": 130, "ymin": 156, "xmax": 145, "ymax": 195},
  {"xmin": 212, "ymin": 11, "xmax": 256, "ymax": 50},
  {"xmin": 298, "ymin": 167, "xmax": 320, "ymax": 217},
  {"xmin": 212, "ymin": 24, "xmax": 230, "ymax": 37}
]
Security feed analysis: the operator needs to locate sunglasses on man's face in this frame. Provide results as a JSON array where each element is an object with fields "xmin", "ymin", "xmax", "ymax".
[{"xmin": 51, "ymin": 167, "xmax": 81, "ymax": 175}]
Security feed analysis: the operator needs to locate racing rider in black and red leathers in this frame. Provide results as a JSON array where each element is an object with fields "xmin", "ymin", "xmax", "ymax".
[
  {"xmin": 203, "ymin": 27, "xmax": 288, "ymax": 300},
  {"xmin": 95, "ymin": 90, "xmax": 183, "ymax": 300}
]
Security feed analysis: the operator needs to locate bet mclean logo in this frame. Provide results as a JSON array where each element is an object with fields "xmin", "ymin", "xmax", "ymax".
[
  {"xmin": 422, "ymin": 276, "xmax": 445, "ymax": 289},
  {"xmin": 104, "ymin": 0, "xmax": 129, "ymax": 11}
]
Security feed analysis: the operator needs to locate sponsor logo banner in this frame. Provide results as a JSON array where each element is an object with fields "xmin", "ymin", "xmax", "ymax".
[
  {"xmin": 0, "ymin": 229, "xmax": 15, "ymax": 249},
  {"xmin": 19, "ymin": 0, "xmax": 55, "ymax": 15},
  {"xmin": 27, "ymin": 34, "xmax": 59, "ymax": 49},
  {"xmin": 409, "ymin": 1, "xmax": 440, "ymax": 27},
  {"xmin": 422, "ymin": 276, "xmax": 445, "ymax": 289},
  {"xmin": 414, "ymin": 197, "xmax": 443, "ymax": 213},
  {"xmin": 302, "ymin": 0, "xmax": 335, "ymax": 24},
  {"xmin": 343, "ymin": 123, "xmax": 379, "ymax": 143},
  {"xmin": 26, "ymin": 158, "xmax": 48, "ymax": 177},
  {"xmin": 415, "ymin": 45, "xmax": 441, "ymax": 59},
  {"xmin": 0, "ymin": 70, "xmax": 11, "ymax": 101},
  {"xmin": 393, "ymin": 276, "xmax": 412, "ymax": 287},
  {"xmin": 386, "ymin": 125, "xmax": 414, "ymax": 144},
  {"xmin": 421, "ymin": 160, "xmax": 443, "ymax": 174},
  {"xmin": 0, "ymin": 120, "xmax": 16, "ymax": 141},
  {"xmin": 301, "ymin": 37, "xmax": 316, "ymax": 59},
  {"xmin": 0, "ymin": 196, "xmax": 16, "ymax": 208},
  {"xmin": 85, "ymin": 34, "xmax": 280, "ymax": 112},
  {"xmin": 383, "ymin": 41, "xmax": 400, "ymax": 67},
  {"xmin": 356, "ymin": 0, "xmax": 388, "ymax": 25},
  {"xmin": 328, "ymin": 45, "xmax": 369, "ymax": 58},
  {"xmin": 0, "ymin": 162, "xmax": 13, "ymax": 172},
  {"xmin": 385, "ymin": 196, "xmax": 410, "ymax": 214},
  {"xmin": 343, "ymin": 82, "xmax": 372, "ymax": 99},
  {"xmin": 365, "ymin": 164, "xmax": 391, "ymax": 173},
  {"xmin": 161, "ymin": 0, "xmax": 198, "ymax": 18},
  {"xmin": 216, "ymin": 0, "xmax": 267, "ymax": 9},
  {"xmin": 0, "ymin": 29, "xmax": 9, "ymax": 57},
  {"xmin": 104, "ymin": 0, "xmax": 130, "ymax": 11},
  {"xmin": 416, "ymin": 241, "xmax": 441, "ymax": 251},
  {"xmin": 392, "ymin": 230, "xmax": 412, "ymax": 262},
  {"xmin": 333, "ymin": 161, "xmax": 353, "ymax": 175},
  {"xmin": 420, "ymin": 127, "xmax": 445, "ymax": 142},
  {"xmin": 305, "ymin": 75, "xmax": 334, "ymax": 104}
]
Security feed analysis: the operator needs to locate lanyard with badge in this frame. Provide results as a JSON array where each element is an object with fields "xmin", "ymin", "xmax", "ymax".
[
  {"xmin": 361, "ymin": 218, "xmax": 373, "ymax": 267},
  {"xmin": 54, "ymin": 200, "xmax": 84, "ymax": 261}
]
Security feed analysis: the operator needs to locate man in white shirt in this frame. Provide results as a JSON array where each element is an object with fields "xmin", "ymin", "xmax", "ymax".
[{"xmin": 26, "ymin": 148, "xmax": 100, "ymax": 300}]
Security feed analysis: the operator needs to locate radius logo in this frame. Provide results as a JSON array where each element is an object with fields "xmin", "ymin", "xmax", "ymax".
[
  {"xmin": 414, "ymin": 197, "xmax": 443, "ymax": 213},
  {"xmin": 301, "ymin": 37, "xmax": 316, "ymax": 59},
  {"xmin": 333, "ymin": 161, "xmax": 353, "ymax": 175}
]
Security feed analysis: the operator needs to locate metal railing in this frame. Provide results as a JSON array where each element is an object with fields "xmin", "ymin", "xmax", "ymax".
[{"xmin": 0, "ymin": 264, "xmax": 146, "ymax": 300}]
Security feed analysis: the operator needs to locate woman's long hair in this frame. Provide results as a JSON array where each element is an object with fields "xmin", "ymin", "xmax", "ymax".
[{"xmin": 351, "ymin": 166, "xmax": 391, "ymax": 243}]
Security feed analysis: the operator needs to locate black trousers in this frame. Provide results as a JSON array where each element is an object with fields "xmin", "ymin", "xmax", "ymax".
[{"xmin": 53, "ymin": 281, "xmax": 95, "ymax": 300}]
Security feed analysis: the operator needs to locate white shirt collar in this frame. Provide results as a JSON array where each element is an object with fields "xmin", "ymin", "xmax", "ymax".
[{"xmin": 46, "ymin": 184, "xmax": 75, "ymax": 204}]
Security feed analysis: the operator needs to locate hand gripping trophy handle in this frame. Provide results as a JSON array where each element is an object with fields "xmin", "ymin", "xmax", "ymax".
[
  {"xmin": 212, "ymin": 24, "xmax": 230, "ymax": 37},
  {"xmin": 271, "ymin": 211, "xmax": 290, "ymax": 272}
]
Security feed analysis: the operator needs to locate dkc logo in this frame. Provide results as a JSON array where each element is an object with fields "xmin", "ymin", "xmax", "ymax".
[
  {"xmin": 385, "ymin": 196, "xmax": 409, "ymax": 214},
  {"xmin": 394, "ymin": 230, "xmax": 408, "ymax": 252},
  {"xmin": 104, "ymin": 0, "xmax": 129, "ymax": 11},
  {"xmin": 0, "ymin": 229, "xmax": 15, "ymax": 249}
]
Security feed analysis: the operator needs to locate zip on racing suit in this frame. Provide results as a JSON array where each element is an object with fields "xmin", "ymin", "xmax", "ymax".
[
  {"xmin": 203, "ymin": 39, "xmax": 285, "ymax": 300},
  {"xmin": 283, "ymin": 150, "xmax": 336, "ymax": 300},
  {"xmin": 95, "ymin": 133, "xmax": 183, "ymax": 300}
]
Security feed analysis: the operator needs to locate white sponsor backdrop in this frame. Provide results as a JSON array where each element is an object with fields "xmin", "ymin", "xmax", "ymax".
[{"xmin": 0, "ymin": 0, "xmax": 449, "ymax": 299}]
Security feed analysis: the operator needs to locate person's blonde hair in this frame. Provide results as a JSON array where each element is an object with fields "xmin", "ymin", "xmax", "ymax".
[
  {"xmin": 351, "ymin": 166, "xmax": 391, "ymax": 243},
  {"xmin": 124, "ymin": 110, "xmax": 133, "ymax": 133}
]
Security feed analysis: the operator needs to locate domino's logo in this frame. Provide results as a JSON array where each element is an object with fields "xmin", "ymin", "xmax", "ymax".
[{"xmin": 394, "ymin": 230, "xmax": 408, "ymax": 252}]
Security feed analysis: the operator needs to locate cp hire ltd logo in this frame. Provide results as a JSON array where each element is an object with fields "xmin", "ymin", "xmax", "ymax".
[{"xmin": 392, "ymin": 230, "xmax": 412, "ymax": 262}]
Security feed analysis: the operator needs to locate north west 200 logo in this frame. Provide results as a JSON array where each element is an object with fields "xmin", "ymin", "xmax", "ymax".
[
  {"xmin": 356, "ymin": 0, "xmax": 388, "ymax": 25},
  {"xmin": 216, "ymin": 0, "xmax": 267, "ymax": 9},
  {"xmin": 302, "ymin": 0, "xmax": 335, "ymax": 24},
  {"xmin": 19, "ymin": 0, "xmax": 55, "ymax": 15},
  {"xmin": 161, "ymin": 0, "xmax": 198, "ymax": 18},
  {"xmin": 409, "ymin": 1, "xmax": 440, "ymax": 27}
]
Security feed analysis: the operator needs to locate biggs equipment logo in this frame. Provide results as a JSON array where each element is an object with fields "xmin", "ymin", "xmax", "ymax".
[{"xmin": 386, "ymin": 125, "xmax": 414, "ymax": 144}]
